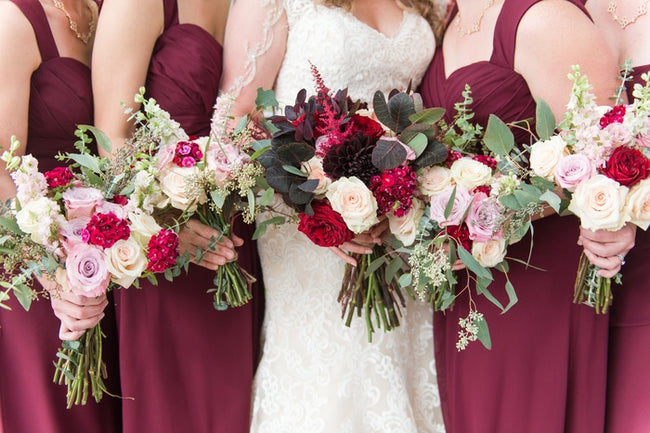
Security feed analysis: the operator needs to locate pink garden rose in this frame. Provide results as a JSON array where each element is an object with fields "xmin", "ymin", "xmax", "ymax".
[
  {"xmin": 62, "ymin": 187, "xmax": 104, "ymax": 219},
  {"xmin": 60, "ymin": 217, "xmax": 91, "ymax": 243},
  {"xmin": 465, "ymin": 192, "xmax": 504, "ymax": 242},
  {"xmin": 205, "ymin": 142, "xmax": 250, "ymax": 187},
  {"xmin": 155, "ymin": 144, "xmax": 176, "ymax": 171},
  {"xmin": 65, "ymin": 242, "xmax": 111, "ymax": 297},
  {"xmin": 428, "ymin": 186, "xmax": 473, "ymax": 228},
  {"xmin": 553, "ymin": 154, "xmax": 594, "ymax": 192}
]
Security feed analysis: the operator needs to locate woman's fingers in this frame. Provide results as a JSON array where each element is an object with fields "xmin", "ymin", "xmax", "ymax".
[
  {"xmin": 51, "ymin": 296, "xmax": 108, "ymax": 321},
  {"xmin": 329, "ymin": 247, "xmax": 358, "ymax": 266},
  {"xmin": 583, "ymin": 249, "xmax": 622, "ymax": 278},
  {"xmin": 178, "ymin": 219, "xmax": 238, "ymax": 269},
  {"xmin": 58, "ymin": 323, "xmax": 86, "ymax": 341}
]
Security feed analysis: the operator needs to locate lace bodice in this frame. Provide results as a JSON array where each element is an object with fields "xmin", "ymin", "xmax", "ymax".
[{"xmin": 274, "ymin": 0, "xmax": 435, "ymax": 105}]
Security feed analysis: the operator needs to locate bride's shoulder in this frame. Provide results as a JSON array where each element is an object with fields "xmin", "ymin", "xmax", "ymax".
[{"xmin": 282, "ymin": 0, "xmax": 316, "ymax": 18}]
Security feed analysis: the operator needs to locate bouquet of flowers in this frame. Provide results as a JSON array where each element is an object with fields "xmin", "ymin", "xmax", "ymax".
[
  {"xmin": 399, "ymin": 85, "xmax": 558, "ymax": 350},
  {"xmin": 529, "ymin": 66, "xmax": 650, "ymax": 313},
  {"xmin": 253, "ymin": 66, "xmax": 450, "ymax": 340},
  {"xmin": 0, "ymin": 123, "xmax": 186, "ymax": 407},
  {"xmin": 149, "ymin": 91, "xmax": 268, "ymax": 309}
]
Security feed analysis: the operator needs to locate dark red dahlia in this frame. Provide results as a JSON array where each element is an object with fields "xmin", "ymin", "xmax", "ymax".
[
  {"xmin": 322, "ymin": 130, "xmax": 380, "ymax": 185},
  {"xmin": 600, "ymin": 105, "xmax": 626, "ymax": 128},
  {"xmin": 146, "ymin": 229, "xmax": 179, "ymax": 272},
  {"xmin": 44, "ymin": 167, "xmax": 75, "ymax": 189},
  {"xmin": 83, "ymin": 212, "xmax": 131, "ymax": 249},
  {"xmin": 348, "ymin": 114, "xmax": 384, "ymax": 139},
  {"xmin": 370, "ymin": 166, "xmax": 417, "ymax": 217}
]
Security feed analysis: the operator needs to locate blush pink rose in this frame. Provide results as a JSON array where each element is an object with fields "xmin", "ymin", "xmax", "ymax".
[
  {"xmin": 65, "ymin": 242, "xmax": 111, "ymax": 297},
  {"xmin": 60, "ymin": 217, "xmax": 91, "ymax": 243},
  {"xmin": 205, "ymin": 143, "xmax": 250, "ymax": 187},
  {"xmin": 465, "ymin": 192, "xmax": 504, "ymax": 242},
  {"xmin": 604, "ymin": 122, "xmax": 633, "ymax": 147},
  {"xmin": 62, "ymin": 187, "xmax": 104, "ymax": 219},
  {"xmin": 429, "ymin": 186, "xmax": 473, "ymax": 228},
  {"xmin": 553, "ymin": 154, "xmax": 595, "ymax": 192}
]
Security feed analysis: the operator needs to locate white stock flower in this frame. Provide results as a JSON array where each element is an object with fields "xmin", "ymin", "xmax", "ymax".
[
  {"xmin": 450, "ymin": 158, "xmax": 492, "ymax": 190},
  {"xmin": 15, "ymin": 196, "xmax": 61, "ymax": 245},
  {"xmin": 326, "ymin": 176, "xmax": 379, "ymax": 233}
]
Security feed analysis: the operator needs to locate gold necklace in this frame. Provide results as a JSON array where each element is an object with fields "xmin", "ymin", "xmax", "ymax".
[
  {"xmin": 455, "ymin": 0, "xmax": 496, "ymax": 37},
  {"xmin": 50, "ymin": 0, "xmax": 97, "ymax": 44},
  {"xmin": 607, "ymin": 0, "xmax": 649, "ymax": 29}
]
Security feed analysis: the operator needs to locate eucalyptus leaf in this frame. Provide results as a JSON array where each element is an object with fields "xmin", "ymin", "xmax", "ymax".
[
  {"xmin": 408, "ymin": 107, "xmax": 445, "ymax": 125},
  {"xmin": 253, "ymin": 216, "xmax": 285, "ymax": 240},
  {"xmin": 535, "ymin": 99, "xmax": 556, "ymax": 140},
  {"xmin": 276, "ymin": 142, "xmax": 314, "ymax": 166},
  {"xmin": 406, "ymin": 133, "xmax": 428, "ymax": 158},
  {"xmin": 14, "ymin": 283, "xmax": 32, "ymax": 311},
  {"xmin": 477, "ymin": 317, "xmax": 492, "ymax": 350},
  {"xmin": 385, "ymin": 257, "xmax": 403, "ymax": 283},
  {"xmin": 210, "ymin": 190, "xmax": 227, "ymax": 209},
  {"xmin": 457, "ymin": 245, "xmax": 493, "ymax": 281},
  {"xmin": 365, "ymin": 256, "xmax": 387, "ymax": 277},
  {"xmin": 443, "ymin": 186, "xmax": 457, "ymax": 220},
  {"xmin": 414, "ymin": 140, "xmax": 448, "ymax": 167},
  {"xmin": 233, "ymin": 115, "xmax": 249, "ymax": 135},
  {"xmin": 539, "ymin": 190, "xmax": 562, "ymax": 213},
  {"xmin": 529, "ymin": 175, "xmax": 556, "ymax": 192},
  {"xmin": 266, "ymin": 166, "xmax": 296, "ymax": 193},
  {"xmin": 288, "ymin": 183, "xmax": 313, "ymax": 205},
  {"xmin": 398, "ymin": 272, "xmax": 412, "ymax": 288},
  {"xmin": 65, "ymin": 153, "xmax": 101, "ymax": 173},
  {"xmin": 282, "ymin": 164, "xmax": 308, "ymax": 178},
  {"xmin": 483, "ymin": 114, "xmax": 514, "ymax": 156},
  {"xmin": 255, "ymin": 88, "xmax": 279, "ymax": 109},
  {"xmin": 372, "ymin": 91, "xmax": 390, "ymax": 128},
  {"xmin": 499, "ymin": 194, "xmax": 522, "ymax": 210},
  {"xmin": 297, "ymin": 179, "xmax": 319, "ymax": 193},
  {"xmin": 247, "ymin": 189, "xmax": 256, "ymax": 221},
  {"xmin": 400, "ymin": 123, "xmax": 437, "ymax": 143},
  {"xmin": 0, "ymin": 217, "xmax": 22, "ymax": 234},
  {"xmin": 502, "ymin": 280, "xmax": 518, "ymax": 313},
  {"xmin": 258, "ymin": 187, "xmax": 276, "ymax": 207},
  {"xmin": 372, "ymin": 139, "xmax": 407, "ymax": 170},
  {"xmin": 387, "ymin": 92, "xmax": 416, "ymax": 133},
  {"xmin": 80, "ymin": 125, "xmax": 113, "ymax": 154}
]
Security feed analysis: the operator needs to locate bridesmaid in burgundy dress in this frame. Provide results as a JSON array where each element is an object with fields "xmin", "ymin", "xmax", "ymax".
[
  {"xmin": 583, "ymin": 2, "xmax": 650, "ymax": 430},
  {"xmin": 419, "ymin": 0, "xmax": 636, "ymax": 432},
  {"xmin": 82, "ymin": 0, "xmax": 262, "ymax": 431},
  {"xmin": 0, "ymin": 0, "xmax": 121, "ymax": 432}
]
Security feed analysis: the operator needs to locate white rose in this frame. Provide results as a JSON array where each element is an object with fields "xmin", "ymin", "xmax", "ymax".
[
  {"xmin": 529, "ymin": 136, "xmax": 567, "ymax": 179},
  {"xmin": 418, "ymin": 166, "xmax": 454, "ymax": 196},
  {"xmin": 450, "ymin": 158, "xmax": 492, "ymax": 190},
  {"xmin": 471, "ymin": 238, "xmax": 507, "ymax": 268},
  {"xmin": 326, "ymin": 176, "xmax": 379, "ymax": 233},
  {"xmin": 622, "ymin": 178, "xmax": 650, "ymax": 230},
  {"xmin": 568, "ymin": 174, "xmax": 628, "ymax": 231},
  {"xmin": 158, "ymin": 166, "xmax": 206, "ymax": 212},
  {"xmin": 303, "ymin": 157, "xmax": 331, "ymax": 196},
  {"xmin": 15, "ymin": 196, "xmax": 60, "ymax": 244},
  {"xmin": 105, "ymin": 238, "xmax": 148, "ymax": 288},
  {"xmin": 128, "ymin": 212, "xmax": 163, "ymax": 246},
  {"xmin": 387, "ymin": 197, "xmax": 425, "ymax": 246}
]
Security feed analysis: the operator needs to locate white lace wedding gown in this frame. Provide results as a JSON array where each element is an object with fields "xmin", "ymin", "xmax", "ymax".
[{"xmin": 252, "ymin": 1, "xmax": 445, "ymax": 432}]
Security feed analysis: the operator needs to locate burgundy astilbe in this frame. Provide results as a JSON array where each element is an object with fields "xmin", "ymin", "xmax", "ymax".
[
  {"xmin": 146, "ymin": 229, "xmax": 179, "ymax": 272},
  {"xmin": 322, "ymin": 130, "xmax": 379, "ymax": 185},
  {"xmin": 371, "ymin": 166, "xmax": 417, "ymax": 217}
]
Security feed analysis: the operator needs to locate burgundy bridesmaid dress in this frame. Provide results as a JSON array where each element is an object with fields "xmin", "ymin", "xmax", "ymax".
[
  {"xmin": 111, "ymin": 1, "xmax": 263, "ymax": 432},
  {"xmin": 0, "ymin": 1, "xmax": 122, "ymax": 432},
  {"xmin": 605, "ymin": 65, "xmax": 650, "ymax": 433},
  {"xmin": 419, "ymin": 1, "xmax": 610, "ymax": 432}
]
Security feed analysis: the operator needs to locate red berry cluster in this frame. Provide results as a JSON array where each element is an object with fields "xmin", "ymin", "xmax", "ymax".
[
  {"xmin": 446, "ymin": 224, "xmax": 472, "ymax": 251},
  {"xmin": 44, "ymin": 167, "xmax": 75, "ymax": 189},
  {"xmin": 472, "ymin": 154, "xmax": 498, "ymax": 170},
  {"xmin": 445, "ymin": 149, "xmax": 462, "ymax": 168},
  {"xmin": 82, "ymin": 212, "xmax": 131, "ymax": 249},
  {"xmin": 146, "ymin": 229, "xmax": 179, "ymax": 272},
  {"xmin": 599, "ymin": 105, "xmax": 626, "ymax": 128},
  {"xmin": 173, "ymin": 138, "xmax": 203, "ymax": 168},
  {"xmin": 371, "ymin": 166, "xmax": 417, "ymax": 217}
]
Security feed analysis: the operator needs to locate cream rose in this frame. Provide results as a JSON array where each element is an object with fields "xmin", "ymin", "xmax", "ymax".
[
  {"xmin": 326, "ymin": 176, "xmax": 379, "ymax": 233},
  {"xmin": 303, "ymin": 157, "xmax": 331, "ymax": 196},
  {"xmin": 529, "ymin": 135, "xmax": 567, "ymax": 179},
  {"xmin": 471, "ymin": 238, "xmax": 507, "ymax": 268},
  {"xmin": 622, "ymin": 178, "xmax": 650, "ymax": 230},
  {"xmin": 128, "ymin": 212, "xmax": 163, "ymax": 246},
  {"xmin": 387, "ymin": 197, "xmax": 425, "ymax": 246},
  {"xmin": 105, "ymin": 238, "xmax": 148, "ymax": 288},
  {"xmin": 159, "ymin": 166, "xmax": 206, "ymax": 212},
  {"xmin": 450, "ymin": 157, "xmax": 492, "ymax": 190},
  {"xmin": 418, "ymin": 166, "xmax": 454, "ymax": 196},
  {"xmin": 568, "ymin": 174, "xmax": 628, "ymax": 231}
]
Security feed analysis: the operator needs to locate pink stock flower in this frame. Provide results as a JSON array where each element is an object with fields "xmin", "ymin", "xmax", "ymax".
[
  {"xmin": 65, "ymin": 242, "xmax": 111, "ymax": 297},
  {"xmin": 62, "ymin": 187, "xmax": 104, "ymax": 219},
  {"xmin": 553, "ymin": 154, "xmax": 595, "ymax": 192}
]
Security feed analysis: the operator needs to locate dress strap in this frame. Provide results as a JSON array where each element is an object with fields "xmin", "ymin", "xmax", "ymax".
[
  {"xmin": 9, "ymin": 0, "xmax": 59, "ymax": 61},
  {"xmin": 492, "ymin": 0, "xmax": 590, "ymax": 68},
  {"xmin": 162, "ymin": 0, "xmax": 179, "ymax": 30}
]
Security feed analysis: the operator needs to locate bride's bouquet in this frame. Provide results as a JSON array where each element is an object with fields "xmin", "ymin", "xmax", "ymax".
[
  {"xmin": 253, "ymin": 66, "xmax": 452, "ymax": 340},
  {"xmin": 529, "ymin": 66, "xmax": 650, "ymax": 313},
  {"xmin": 0, "ymin": 125, "xmax": 186, "ymax": 407}
]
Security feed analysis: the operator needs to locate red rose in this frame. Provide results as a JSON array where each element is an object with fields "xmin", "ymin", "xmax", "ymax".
[
  {"xmin": 602, "ymin": 146, "xmax": 650, "ymax": 187},
  {"xmin": 348, "ymin": 114, "xmax": 384, "ymax": 139},
  {"xmin": 298, "ymin": 199, "xmax": 355, "ymax": 247}
]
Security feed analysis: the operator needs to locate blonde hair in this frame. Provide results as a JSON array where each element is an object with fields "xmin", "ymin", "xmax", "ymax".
[{"xmin": 316, "ymin": 0, "xmax": 443, "ymax": 40}]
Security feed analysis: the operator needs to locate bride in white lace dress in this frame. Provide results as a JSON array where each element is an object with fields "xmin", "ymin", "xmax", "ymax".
[{"xmin": 221, "ymin": 1, "xmax": 445, "ymax": 432}]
